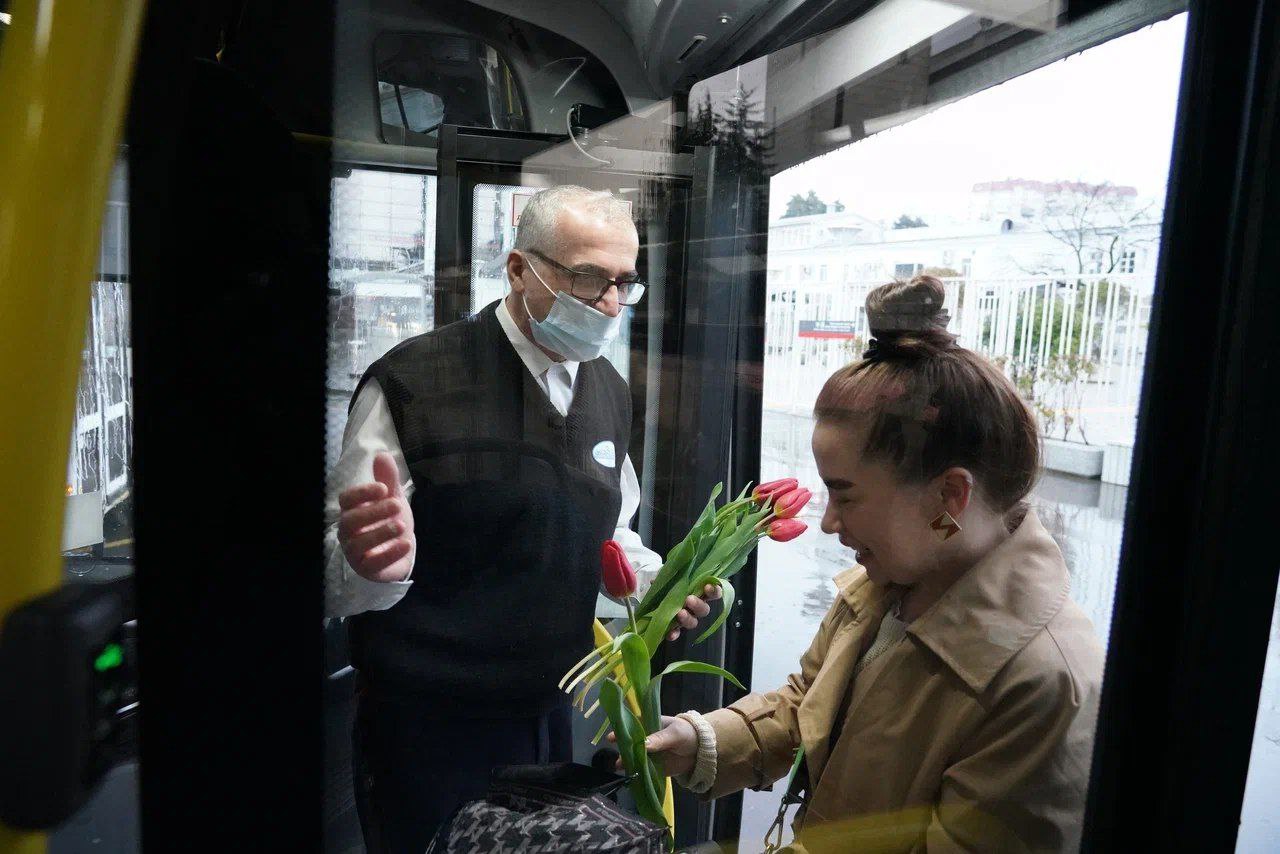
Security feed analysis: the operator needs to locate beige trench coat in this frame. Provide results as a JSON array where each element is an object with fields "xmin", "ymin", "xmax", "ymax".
[{"xmin": 705, "ymin": 510, "xmax": 1104, "ymax": 853}]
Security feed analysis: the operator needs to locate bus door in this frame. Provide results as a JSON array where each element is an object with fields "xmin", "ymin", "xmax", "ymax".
[
  {"xmin": 429, "ymin": 121, "xmax": 767, "ymax": 845},
  {"xmin": 679, "ymin": 3, "xmax": 1280, "ymax": 851}
]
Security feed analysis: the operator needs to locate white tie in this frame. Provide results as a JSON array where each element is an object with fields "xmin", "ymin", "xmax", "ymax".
[{"xmin": 545, "ymin": 363, "xmax": 573, "ymax": 417}]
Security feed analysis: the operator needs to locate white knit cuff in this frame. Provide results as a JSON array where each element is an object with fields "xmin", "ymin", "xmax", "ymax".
[{"xmin": 674, "ymin": 710, "xmax": 718, "ymax": 794}]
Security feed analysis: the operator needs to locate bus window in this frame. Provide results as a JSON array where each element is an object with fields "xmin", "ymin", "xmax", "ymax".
[
  {"xmin": 724, "ymin": 8, "xmax": 1190, "ymax": 848},
  {"xmin": 378, "ymin": 81, "xmax": 444, "ymax": 136},
  {"xmin": 63, "ymin": 155, "xmax": 134, "ymax": 567},
  {"xmin": 471, "ymin": 182, "xmax": 541, "ymax": 313},
  {"xmin": 374, "ymin": 32, "xmax": 528, "ymax": 146},
  {"xmin": 327, "ymin": 168, "xmax": 437, "ymax": 470}
]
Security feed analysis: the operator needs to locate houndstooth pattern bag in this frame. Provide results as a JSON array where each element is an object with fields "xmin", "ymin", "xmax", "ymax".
[{"xmin": 426, "ymin": 764, "xmax": 668, "ymax": 854}]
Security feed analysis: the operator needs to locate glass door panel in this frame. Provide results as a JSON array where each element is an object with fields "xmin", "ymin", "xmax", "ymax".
[{"xmin": 741, "ymin": 11, "xmax": 1190, "ymax": 849}]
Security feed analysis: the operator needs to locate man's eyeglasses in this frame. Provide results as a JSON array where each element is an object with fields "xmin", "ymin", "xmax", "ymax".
[{"xmin": 525, "ymin": 249, "xmax": 647, "ymax": 306}]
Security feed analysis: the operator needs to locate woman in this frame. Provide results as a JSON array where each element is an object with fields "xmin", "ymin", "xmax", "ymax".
[{"xmin": 642, "ymin": 276, "xmax": 1104, "ymax": 852}]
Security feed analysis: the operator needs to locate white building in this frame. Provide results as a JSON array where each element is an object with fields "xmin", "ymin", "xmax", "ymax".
[
  {"xmin": 762, "ymin": 180, "xmax": 1162, "ymax": 448},
  {"xmin": 769, "ymin": 179, "xmax": 1160, "ymax": 287}
]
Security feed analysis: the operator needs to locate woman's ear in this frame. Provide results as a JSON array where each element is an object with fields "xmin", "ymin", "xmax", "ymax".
[{"xmin": 937, "ymin": 467, "xmax": 974, "ymax": 519}]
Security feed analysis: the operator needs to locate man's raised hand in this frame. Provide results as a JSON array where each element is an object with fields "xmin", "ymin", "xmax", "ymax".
[
  {"xmin": 665, "ymin": 584, "xmax": 723, "ymax": 642},
  {"xmin": 338, "ymin": 451, "xmax": 415, "ymax": 582}
]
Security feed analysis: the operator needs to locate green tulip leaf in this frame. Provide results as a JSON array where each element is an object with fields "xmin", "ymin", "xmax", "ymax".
[
  {"xmin": 641, "ymin": 564, "xmax": 702, "ymax": 652},
  {"xmin": 641, "ymin": 670, "xmax": 663, "ymax": 735},
  {"xmin": 601, "ymin": 679, "xmax": 665, "ymax": 828},
  {"xmin": 693, "ymin": 576, "xmax": 735, "ymax": 646},
  {"xmin": 620, "ymin": 632, "xmax": 651, "ymax": 704},
  {"xmin": 657, "ymin": 659, "xmax": 745, "ymax": 691},
  {"xmin": 598, "ymin": 679, "xmax": 636, "ymax": 764},
  {"xmin": 638, "ymin": 484, "xmax": 724, "ymax": 615}
]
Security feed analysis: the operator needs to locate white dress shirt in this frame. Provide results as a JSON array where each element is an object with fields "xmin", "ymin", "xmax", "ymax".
[{"xmin": 324, "ymin": 298, "xmax": 662, "ymax": 619}]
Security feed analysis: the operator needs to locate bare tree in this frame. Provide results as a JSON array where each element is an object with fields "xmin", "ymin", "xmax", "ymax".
[
  {"xmin": 1016, "ymin": 181, "xmax": 1158, "ymax": 277},
  {"xmin": 996, "ymin": 182, "xmax": 1156, "ymax": 444}
]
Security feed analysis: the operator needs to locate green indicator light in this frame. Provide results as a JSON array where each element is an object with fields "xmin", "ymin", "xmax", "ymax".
[{"xmin": 94, "ymin": 643, "xmax": 123, "ymax": 673}]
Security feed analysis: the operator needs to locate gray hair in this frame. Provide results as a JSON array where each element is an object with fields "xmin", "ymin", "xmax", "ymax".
[{"xmin": 514, "ymin": 185, "xmax": 635, "ymax": 256}]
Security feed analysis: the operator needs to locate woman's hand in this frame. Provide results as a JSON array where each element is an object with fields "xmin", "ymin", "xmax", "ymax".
[{"xmin": 609, "ymin": 715, "xmax": 700, "ymax": 777}]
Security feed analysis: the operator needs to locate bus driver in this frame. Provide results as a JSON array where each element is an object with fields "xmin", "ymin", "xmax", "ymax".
[{"xmin": 324, "ymin": 186, "xmax": 718, "ymax": 853}]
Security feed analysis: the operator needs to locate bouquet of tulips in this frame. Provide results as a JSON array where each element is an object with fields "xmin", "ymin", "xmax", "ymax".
[{"xmin": 559, "ymin": 478, "xmax": 812, "ymax": 839}]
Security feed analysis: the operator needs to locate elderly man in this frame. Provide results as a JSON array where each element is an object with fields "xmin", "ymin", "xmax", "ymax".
[{"xmin": 324, "ymin": 186, "xmax": 716, "ymax": 853}]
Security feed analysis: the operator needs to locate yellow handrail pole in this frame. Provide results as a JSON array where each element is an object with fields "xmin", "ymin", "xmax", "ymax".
[
  {"xmin": 0, "ymin": 0, "xmax": 147, "ymax": 851},
  {"xmin": 593, "ymin": 620, "xmax": 677, "ymax": 833}
]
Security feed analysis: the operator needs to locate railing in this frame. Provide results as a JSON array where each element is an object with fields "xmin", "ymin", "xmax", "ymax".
[
  {"xmin": 762, "ymin": 273, "xmax": 1156, "ymax": 446},
  {"xmin": 69, "ymin": 283, "xmax": 132, "ymax": 508}
]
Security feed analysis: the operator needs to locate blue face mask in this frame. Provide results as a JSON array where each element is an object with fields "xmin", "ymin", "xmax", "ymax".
[{"xmin": 521, "ymin": 259, "xmax": 623, "ymax": 362}]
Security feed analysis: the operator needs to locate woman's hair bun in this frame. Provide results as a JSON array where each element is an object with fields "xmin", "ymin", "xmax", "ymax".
[{"xmin": 864, "ymin": 275, "xmax": 957, "ymax": 359}]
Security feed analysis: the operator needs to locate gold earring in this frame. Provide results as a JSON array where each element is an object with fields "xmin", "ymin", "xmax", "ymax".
[{"xmin": 930, "ymin": 511, "xmax": 961, "ymax": 541}]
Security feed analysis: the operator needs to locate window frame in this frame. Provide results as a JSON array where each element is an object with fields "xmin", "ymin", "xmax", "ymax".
[{"xmin": 1081, "ymin": 1, "xmax": 1280, "ymax": 849}]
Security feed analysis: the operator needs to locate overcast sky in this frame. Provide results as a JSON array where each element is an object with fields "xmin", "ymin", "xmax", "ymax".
[{"xmin": 769, "ymin": 13, "xmax": 1188, "ymax": 224}]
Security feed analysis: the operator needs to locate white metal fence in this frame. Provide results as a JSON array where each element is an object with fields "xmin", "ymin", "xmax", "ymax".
[
  {"xmin": 763, "ymin": 273, "xmax": 1155, "ymax": 446},
  {"xmin": 69, "ymin": 170, "xmax": 131, "ymax": 509}
]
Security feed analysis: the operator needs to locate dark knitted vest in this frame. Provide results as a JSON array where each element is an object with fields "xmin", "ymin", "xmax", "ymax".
[{"xmin": 347, "ymin": 302, "xmax": 629, "ymax": 715}]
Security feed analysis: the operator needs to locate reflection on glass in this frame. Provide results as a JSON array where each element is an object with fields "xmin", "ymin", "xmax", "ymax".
[
  {"xmin": 374, "ymin": 32, "xmax": 527, "ymax": 146},
  {"xmin": 745, "ymin": 14, "xmax": 1188, "ymax": 848},
  {"xmin": 377, "ymin": 81, "xmax": 445, "ymax": 135}
]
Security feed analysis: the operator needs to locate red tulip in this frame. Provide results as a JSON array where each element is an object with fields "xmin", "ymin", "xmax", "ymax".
[
  {"xmin": 753, "ymin": 478, "xmax": 798, "ymax": 502},
  {"xmin": 768, "ymin": 518, "xmax": 807, "ymax": 542},
  {"xmin": 601, "ymin": 540, "xmax": 638, "ymax": 599},
  {"xmin": 772, "ymin": 487, "xmax": 813, "ymax": 519}
]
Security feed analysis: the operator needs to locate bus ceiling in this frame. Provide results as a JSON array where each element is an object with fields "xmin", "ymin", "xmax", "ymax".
[
  {"xmin": 424, "ymin": 0, "xmax": 1180, "ymax": 106},
  {"xmin": 231, "ymin": 0, "xmax": 1185, "ymax": 175}
]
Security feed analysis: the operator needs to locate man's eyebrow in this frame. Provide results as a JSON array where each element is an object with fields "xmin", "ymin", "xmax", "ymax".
[
  {"xmin": 571, "ymin": 262, "xmax": 633, "ymax": 278},
  {"xmin": 824, "ymin": 478, "xmax": 854, "ymax": 490},
  {"xmin": 568, "ymin": 263, "xmax": 611, "ymax": 277}
]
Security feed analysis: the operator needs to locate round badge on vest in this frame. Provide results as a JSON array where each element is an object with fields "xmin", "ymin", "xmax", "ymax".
[{"xmin": 592, "ymin": 440, "xmax": 616, "ymax": 468}]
